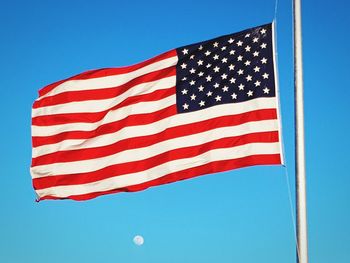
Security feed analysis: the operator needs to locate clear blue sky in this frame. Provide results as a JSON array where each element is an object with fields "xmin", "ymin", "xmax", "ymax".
[{"xmin": 1, "ymin": 0, "xmax": 349, "ymax": 262}]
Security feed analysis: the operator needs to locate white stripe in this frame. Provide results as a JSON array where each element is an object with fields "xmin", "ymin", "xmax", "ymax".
[
  {"xmin": 34, "ymin": 142, "xmax": 281, "ymax": 198},
  {"xmin": 32, "ymin": 96, "xmax": 275, "ymax": 138},
  {"xmin": 32, "ymin": 97, "xmax": 277, "ymax": 158},
  {"xmin": 32, "ymin": 95, "xmax": 176, "ymax": 137},
  {"xmin": 37, "ymin": 56, "xmax": 178, "ymax": 100},
  {"xmin": 32, "ymin": 76, "xmax": 176, "ymax": 117},
  {"xmin": 31, "ymin": 119, "xmax": 279, "ymax": 177}
]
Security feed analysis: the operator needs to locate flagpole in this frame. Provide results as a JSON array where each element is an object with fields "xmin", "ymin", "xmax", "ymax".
[{"xmin": 293, "ymin": 0, "xmax": 308, "ymax": 262}]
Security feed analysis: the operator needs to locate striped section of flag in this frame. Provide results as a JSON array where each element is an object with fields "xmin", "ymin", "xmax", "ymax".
[{"xmin": 31, "ymin": 23, "xmax": 284, "ymax": 201}]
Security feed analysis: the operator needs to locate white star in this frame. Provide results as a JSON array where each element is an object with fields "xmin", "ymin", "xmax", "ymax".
[
  {"xmin": 263, "ymin": 87, "xmax": 270, "ymax": 94},
  {"xmin": 221, "ymin": 46, "xmax": 227, "ymax": 51},
  {"xmin": 237, "ymin": 40, "xmax": 243, "ymax": 46},
  {"xmin": 206, "ymin": 75, "xmax": 212, "ymax": 82},
  {"xmin": 262, "ymin": 73, "xmax": 269, "ymax": 79},
  {"xmin": 198, "ymin": 45, "xmax": 203, "ymax": 50},
  {"xmin": 190, "ymin": 55, "xmax": 195, "ymax": 59},
  {"xmin": 253, "ymin": 51, "xmax": 259, "ymax": 57},
  {"xmin": 206, "ymin": 91, "xmax": 213, "ymax": 97},
  {"xmin": 183, "ymin": 103, "xmax": 189, "ymax": 110},
  {"xmin": 229, "ymin": 77, "xmax": 236, "ymax": 84},
  {"xmin": 180, "ymin": 63, "xmax": 187, "ymax": 69},
  {"xmin": 181, "ymin": 89, "xmax": 188, "ymax": 95},
  {"xmin": 238, "ymin": 69, "xmax": 244, "ymax": 75},
  {"xmin": 205, "ymin": 50, "xmax": 211, "ymax": 56},
  {"xmin": 213, "ymin": 42, "xmax": 219, "ymax": 48},
  {"xmin": 197, "ymin": 60, "xmax": 203, "ymax": 66},
  {"xmin": 245, "ymin": 33, "xmax": 250, "ymax": 38},
  {"xmin": 260, "ymin": 28, "xmax": 267, "ymax": 34},
  {"xmin": 237, "ymin": 55, "xmax": 243, "ymax": 61},
  {"xmin": 182, "ymin": 48, "xmax": 189, "ymax": 55},
  {"xmin": 247, "ymin": 90, "xmax": 253, "ymax": 97},
  {"xmin": 238, "ymin": 83, "xmax": 245, "ymax": 90},
  {"xmin": 229, "ymin": 50, "xmax": 235, "ymax": 55},
  {"xmin": 190, "ymin": 94, "xmax": 196, "ymax": 100},
  {"xmin": 213, "ymin": 83, "xmax": 220, "ymax": 88},
  {"xmin": 206, "ymin": 63, "xmax": 212, "ymax": 68},
  {"xmin": 189, "ymin": 68, "xmax": 196, "ymax": 74},
  {"xmin": 198, "ymin": 85, "xmax": 204, "ymax": 91},
  {"xmin": 253, "ymin": 37, "xmax": 259, "ymax": 43},
  {"xmin": 222, "ymin": 86, "xmax": 229, "ymax": 92},
  {"xmin": 254, "ymin": 80, "xmax": 261, "ymax": 87},
  {"xmin": 254, "ymin": 66, "xmax": 260, "ymax": 72},
  {"xmin": 215, "ymin": 95, "xmax": 222, "ymax": 102},
  {"xmin": 199, "ymin": 100, "xmax": 205, "ymax": 107},
  {"xmin": 189, "ymin": 80, "xmax": 196, "ymax": 86},
  {"xmin": 245, "ymin": 45, "xmax": 251, "ymax": 52},
  {"xmin": 221, "ymin": 73, "xmax": 228, "ymax": 79},
  {"xmin": 246, "ymin": 75, "xmax": 252, "ymax": 81},
  {"xmin": 229, "ymin": 64, "xmax": 235, "ymax": 70},
  {"xmin": 213, "ymin": 66, "xmax": 220, "ymax": 72},
  {"xmin": 221, "ymin": 57, "xmax": 228, "ymax": 63},
  {"xmin": 198, "ymin": 71, "xmax": 204, "ymax": 77},
  {"xmin": 244, "ymin": 60, "xmax": 251, "ymax": 66},
  {"xmin": 213, "ymin": 54, "xmax": 219, "ymax": 60},
  {"xmin": 231, "ymin": 93, "xmax": 237, "ymax": 99},
  {"xmin": 182, "ymin": 77, "xmax": 187, "ymax": 81},
  {"xmin": 260, "ymin": 43, "xmax": 267, "ymax": 49},
  {"xmin": 261, "ymin": 57, "xmax": 267, "ymax": 64},
  {"xmin": 228, "ymin": 38, "xmax": 234, "ymax": 44}
]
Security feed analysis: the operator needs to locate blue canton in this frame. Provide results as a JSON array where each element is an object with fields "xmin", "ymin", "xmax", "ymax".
[{"xmin": 176, "ymin": 23, "xmax": 276, "ymax": 113}]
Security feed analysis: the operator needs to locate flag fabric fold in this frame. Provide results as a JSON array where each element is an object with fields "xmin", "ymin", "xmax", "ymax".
[{"xmin": 31, "ymin": 22, "xmax": 284, "ymax": 201}]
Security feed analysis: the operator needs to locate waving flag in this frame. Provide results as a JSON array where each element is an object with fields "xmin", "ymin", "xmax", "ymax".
[{"xmin": 31, "ymin": 22, "xmax": 284, "ymax": 201}]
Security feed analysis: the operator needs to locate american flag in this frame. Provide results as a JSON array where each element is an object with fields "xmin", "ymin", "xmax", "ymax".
[{"xmin": 31, "ymin": 23, "xmax": 284, "ymax": 201}]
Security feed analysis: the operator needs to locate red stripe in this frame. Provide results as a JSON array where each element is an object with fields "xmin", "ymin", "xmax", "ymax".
[
  {"xmin": 38, "ymin": 50, "xmax": 177, "ymax": 97},
  {"xmin": 33, "ymin": 104, "xmax": 177, "ymax": 147},
  {"xmin": 31, "ymin": 109, "xmax": 278, "ymax": 166},
  {"xmin": 32, "ymin": 87, "xmax": 175, "ymax": 126},
  {"xmin": 33, "ymin": 131, "xmax": 280, "ymax": 190},
  {"xmin": 34, "ymin": 67, "xmax": 176, "ymax": 109},
  {"xmin": 36, "ymin": 154, "xmax": 282, "ymax": 201}
]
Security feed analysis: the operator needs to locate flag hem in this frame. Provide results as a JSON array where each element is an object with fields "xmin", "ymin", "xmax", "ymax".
[{"xmin": 272, "ymin": 20, "xmax": 285, "ymax": 166}]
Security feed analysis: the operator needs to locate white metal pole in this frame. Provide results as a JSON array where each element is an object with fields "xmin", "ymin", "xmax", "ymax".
[{"xmin": 293, "ymin": 0, "xmax": 308, "ymax": 263}]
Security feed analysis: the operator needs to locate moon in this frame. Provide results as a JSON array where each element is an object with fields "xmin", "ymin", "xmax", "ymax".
[{"xmin": 133, "ymin": 235, "xmax": 144, "ymax": 246}]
